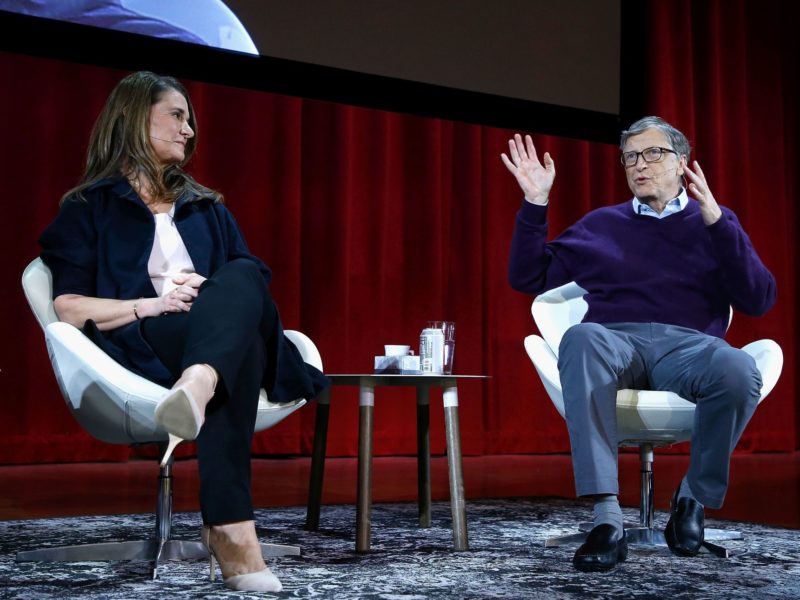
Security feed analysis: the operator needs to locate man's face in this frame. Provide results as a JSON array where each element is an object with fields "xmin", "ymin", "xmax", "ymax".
[{"xmin": 622, "ymin": 128, "xmax": 685, "ymax": 205}]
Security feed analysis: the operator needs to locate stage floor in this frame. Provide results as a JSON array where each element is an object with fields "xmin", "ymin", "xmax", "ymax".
[
  {"xmin": 5, "ymin": 497, "xmax": 800, "ymax": 599},
  {"xmin": 1, "ymin": 452, "xmax": 798, "ymax": 528}
]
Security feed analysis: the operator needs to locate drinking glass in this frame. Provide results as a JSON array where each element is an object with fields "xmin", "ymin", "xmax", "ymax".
[{"xmin": 427, "ymin": 320, "xmax": 455, "ymax": 374}]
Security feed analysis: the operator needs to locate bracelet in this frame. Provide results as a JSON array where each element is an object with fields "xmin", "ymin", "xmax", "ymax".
[{"xmin": 133, "ymin": 298, "xmax": 143, "ymax": 320}]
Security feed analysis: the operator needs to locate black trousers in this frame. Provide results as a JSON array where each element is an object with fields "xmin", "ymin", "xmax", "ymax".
[{"xmin": 141, "ymin": 259, "xmax": 279, "ymax": 524}]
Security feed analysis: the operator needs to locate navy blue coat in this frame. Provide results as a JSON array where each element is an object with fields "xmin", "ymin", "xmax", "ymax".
[{"xmin": 39, "ymin": 177, "xmax": 326, "ymax": 402}]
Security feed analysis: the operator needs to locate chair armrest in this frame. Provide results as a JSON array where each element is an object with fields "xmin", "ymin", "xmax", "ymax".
[
  {"xmin": 741, "ymin": 339, "xmax": 783, "ymax": 403},
  {"xmin": 531, "ymin": 282, "xmax": 588, "ymax": 357},
  {"xmin": 285, "ymin": 329, "xmax": 323, "ymax": 371},
  {"xmin": 254, "ymin": 329, "xmax": 320, "ymax": 429},
  {"xmin": 22, "ymin": 258, "xmax": 59, "ymax": 330},
  {"xmin": 523, "ymin": 334, "xmax": 565, "ymax": 418}
]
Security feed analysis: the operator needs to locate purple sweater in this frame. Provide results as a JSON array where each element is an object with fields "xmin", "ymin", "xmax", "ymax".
[{"xmin": 508, "ymin": 198, "xmax": 776, "ymax": 338}]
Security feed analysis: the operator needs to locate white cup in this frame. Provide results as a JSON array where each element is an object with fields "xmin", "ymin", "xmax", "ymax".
[{"xmin": 384, "ymin": 344, "xmax": 411, "ymax": 356}]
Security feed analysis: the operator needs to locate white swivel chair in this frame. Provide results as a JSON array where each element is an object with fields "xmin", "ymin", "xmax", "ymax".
[
  {"xmin": 524, "ymin": 282, "xmax": 782, "ymax": 556},
  {"xmin": 17, "ymin": 257, "xmax": 323, "ymax": 578}
]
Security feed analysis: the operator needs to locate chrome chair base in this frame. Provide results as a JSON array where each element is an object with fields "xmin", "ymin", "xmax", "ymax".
[
  {"xmin": 15, "ymin": 454, "xmax": 300, "ymax": 579},
  {"xmin": 16, "ymin": 540, "xmax": 299, "ymax": 580}
]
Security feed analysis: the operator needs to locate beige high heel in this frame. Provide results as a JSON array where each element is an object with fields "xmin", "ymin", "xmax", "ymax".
[
  {"xmin": 155, "ymin": 364, "xmax": 217, "ymax": 466},
  {"xmin": 200, "ymin": 525, "xmax": 282, "ymax": 592}
]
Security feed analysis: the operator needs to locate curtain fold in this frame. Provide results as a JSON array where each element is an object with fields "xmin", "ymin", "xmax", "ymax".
[{"xmin": 0, "ymin": 0, "xmax": 795, "ymax": 463}]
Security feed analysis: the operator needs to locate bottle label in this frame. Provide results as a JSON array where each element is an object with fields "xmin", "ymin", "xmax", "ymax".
[{"xmin": 420, "ymin": 328, "xmax": 445, "ymax": 374}]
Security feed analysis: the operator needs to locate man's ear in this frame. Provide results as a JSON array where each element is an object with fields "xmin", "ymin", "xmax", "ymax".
[{"xmin": 678, "ymin": 155, "xmax": 687, "ymax": 176}]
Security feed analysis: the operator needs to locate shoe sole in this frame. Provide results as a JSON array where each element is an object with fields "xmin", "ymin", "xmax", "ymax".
[{"xmin": 155, "ymin": 389, "xmax": 203, "ymax": 440}]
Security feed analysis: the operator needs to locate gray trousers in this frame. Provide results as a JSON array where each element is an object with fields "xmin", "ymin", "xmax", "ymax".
[{"xmin": 557, "ymin": 322, "xmax": 761, "ymax": 509}]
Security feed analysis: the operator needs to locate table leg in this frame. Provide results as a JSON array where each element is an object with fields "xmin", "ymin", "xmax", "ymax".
[
  {"xmin": 443, "ymin": 383, "xmax": 469, "ymax": 551},
  {"xmin": 305, "ymin": 387, "xmax": 330, "ymax": 531},
  {"xmin": 356, "ymin": 381, "xmax": 375, "ymax": 553},
  {"xmin": 416, "ymin": 386, "xmax": 431, "ymax": 528}
]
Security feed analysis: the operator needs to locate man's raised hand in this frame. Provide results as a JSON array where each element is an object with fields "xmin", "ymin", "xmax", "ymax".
[{"xmin": 500, "ymin": 133, "xmax": 555, "ymax": 206}]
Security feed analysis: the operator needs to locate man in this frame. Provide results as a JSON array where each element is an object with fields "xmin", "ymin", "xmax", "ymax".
[{"xmin": 502, "ymin": 116, "xmax": 775, "ymax": 571}]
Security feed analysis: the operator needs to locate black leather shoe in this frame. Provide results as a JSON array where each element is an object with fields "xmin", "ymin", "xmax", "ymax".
[
  {"xmin": 572, "ymin": 524, "xmax": 628, "ymax": 572},
  {"xmin": 664, "ymin": 487, "xmax": 704, "ymax": 556}
]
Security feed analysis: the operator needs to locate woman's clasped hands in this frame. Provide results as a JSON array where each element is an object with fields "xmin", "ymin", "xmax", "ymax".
[
  {"xmin": 162, "ymin": 272, "xmax": 206, "ymax": 313},
  {"xmin": 138, "ymin": 273, "xmax": 207, "ymax": 318}
]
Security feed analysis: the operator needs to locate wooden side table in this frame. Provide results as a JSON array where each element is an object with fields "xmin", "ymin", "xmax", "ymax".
[{"xmin": 305, "ymin": 374, "xmax": 487, "ymax": 553}]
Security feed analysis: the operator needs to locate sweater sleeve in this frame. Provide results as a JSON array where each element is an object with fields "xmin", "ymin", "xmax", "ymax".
[
  {"xmin": 705, "ymin": 208, "xmax": 776, "ymax": 316},
  {"xmin": 507, "ymin": 200, "xmax": 571, "ymax": 295},
  {"xmin": 39, "ymin": 198, "xmax": 98, "ymax": 299}
]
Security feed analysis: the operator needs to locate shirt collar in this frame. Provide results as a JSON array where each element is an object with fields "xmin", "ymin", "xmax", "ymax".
[{"xmin": 632, "ymin": 187, "xmax": 688, "ymax": 219}]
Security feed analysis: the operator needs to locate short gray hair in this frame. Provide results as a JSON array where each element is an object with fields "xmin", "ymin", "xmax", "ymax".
[{"xmin": 620, "ymin": 116, "xmax": 691, "ymax": 162}]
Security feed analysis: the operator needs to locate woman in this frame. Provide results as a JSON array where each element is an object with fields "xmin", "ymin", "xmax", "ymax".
[{"xmin": 39, "ymin": 71, "xmax": 327, "ymax": 592}]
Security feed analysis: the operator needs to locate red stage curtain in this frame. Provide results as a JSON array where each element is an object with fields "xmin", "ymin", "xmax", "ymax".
[{"xmin": 0, "ymin": 0, "xmax": 796, "ymax": 463}]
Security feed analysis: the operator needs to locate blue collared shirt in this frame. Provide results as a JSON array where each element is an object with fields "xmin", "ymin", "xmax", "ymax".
[{"xmin": 632, "ymin": 188, "xmax": 688, "ymax": 218}]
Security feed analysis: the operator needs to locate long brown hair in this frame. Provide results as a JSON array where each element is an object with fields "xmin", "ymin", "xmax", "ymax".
[{"xmin": 62, "ymin": 71, "xmax": 222, "ymax": 204}]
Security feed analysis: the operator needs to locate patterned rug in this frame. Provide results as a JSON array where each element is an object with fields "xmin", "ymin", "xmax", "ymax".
[{"xmin": 1, "ymin": 497, "xmax": 799, "ymax": 599}]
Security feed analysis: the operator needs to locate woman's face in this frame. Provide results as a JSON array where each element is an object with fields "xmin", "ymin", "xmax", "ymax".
[{"xmin": 148, "ymin": 89, "xmax": 194, "ymax": 165}]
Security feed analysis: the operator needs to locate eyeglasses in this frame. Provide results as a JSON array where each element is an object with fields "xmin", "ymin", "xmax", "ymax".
[{"xmin": 620, "ymin": 146, "xmax": 678, "ymax": 167}]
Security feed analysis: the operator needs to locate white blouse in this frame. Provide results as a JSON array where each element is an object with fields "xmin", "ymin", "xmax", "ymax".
[{"xmin": 148, "ymin": 205, "xmax": 195, "ymax": 296}]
